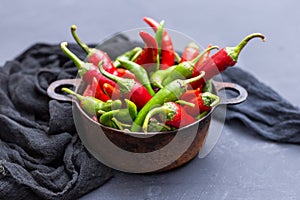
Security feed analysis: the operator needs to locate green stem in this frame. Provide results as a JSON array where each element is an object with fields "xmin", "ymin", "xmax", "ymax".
[
  {"xmin": 190, "ymin": 45, "xmax": 219, "ymax": 65},
  {"xmin": 182, "ymin": 71, "xmax": 205, "ymax": 86},
  {"xmin": 99, "ymin": 62, "xmax": 135, "ymax": 93},
  {"xmin": 112, "ymin": 117, "xmax": 131, "ymax": 130},
  {"xmin": 228, "ymin": 33, "xmax": 265, "ymax": 62},
  {"xmin": 196, "ymin": 111, "xmax": 209, "ymax": 120},
  {"xmin": 71, "ymin": 25, "xmax": 91, "ymax": 54},
  {"xmin": 117, "ymin": 58, "xmax": 155, "ymax": 96},
  {"xmin": 202, "ymin": 92, "xmax": 220, "ymax": 107},
  {"xmin": 60, "ymin": 42, "xmax": 83, "ymax": 68},
  {"xmin": 113, "ymin": 47, "xmax": 142, "ymax": 67},
  {"xmin": 174, "ymin": 52, "xmax": 181, "ymax": 63},
  {"xmin": 175, "ymin": 100, "xmax": 195, "ymax": 107},
  {"xmin": 142, "ymin": 105, "xmax": 169, "ymax": 132},
  {"xmin": 61, "ymin": 87, "xmax": 83, "ymax": 101}
]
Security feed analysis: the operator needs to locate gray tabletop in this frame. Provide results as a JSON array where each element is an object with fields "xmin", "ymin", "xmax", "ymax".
[{"xmin": 1, "ymin": 0, "xmax": 300, "ymax": 199}]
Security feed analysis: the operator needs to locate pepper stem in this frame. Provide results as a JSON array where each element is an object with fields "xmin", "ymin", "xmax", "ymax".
[
  {"xmin": 60, "ymin": 42, "xmax": 84, "ymax": 68},
  {"xmin": 70, "ymin": 25, "xmax": 91, "ymax": 54},
  {"xmin": 142, "ymin": 105, "xmax": 170, "ymax": 132},
  {"xmin": 61, "ymin": 87, "xmax": 83, "ymax": 101},
  {"xmin": 99, "ymin": 61, "xmax": 123, "ymax": 83},
  {"xmin": 190, "ymin": 45, "xmax": 219, "ymax": 65},
  {"xmin": 229, "ymin": 33, "xmax": 265, "ymax": 61},
  {"xmin": 202, "ymin": 92, "xmax": 220, "ymax": 107},
  {"xmin": 99, "ymin": 62, "xmax": 135, "ymax": 93},
  {"xmin": 182, "ymin": 71, "xmax": 205, "ymax": 86},
  {"xmin": 175, "ymin": 100, "xmax": 195, "ymax": 107}
]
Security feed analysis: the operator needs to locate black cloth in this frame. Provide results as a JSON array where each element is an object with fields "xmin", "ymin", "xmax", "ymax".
[
  {"xmin": 223, "ymin": 67, "xmax": 300, "ymax": 143},
  {"xmin": 0, "ymin": 43, "xmax": 114, "ymax": 200},
  {"xmin": 0, "ymin": 35, "xmax": 300, "ymax": 200}
]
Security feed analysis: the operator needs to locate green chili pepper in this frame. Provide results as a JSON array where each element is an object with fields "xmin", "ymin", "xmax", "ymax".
[
  {"xmin": 150, "ymin": 65, "xmax": 176, "ymax": 89},
  {"xmin": 162, "ymin": 45, "xmax": 219, "ymax": 86},
  {"xmin": 99, "ymin": 110, "xmax": 119, "ymax": 128},
  {"xmin": 99, "ymin": 110, "xmax": 131, "ymax": 130},
  {"xmin": 117, "ymin": 58, "xmax": 156, "ymax": 96},
  {"xmin": 131, "ymin": 71, "xmax": 205, "ymax": 132},
  {"xmin": 99, "ymin": 99, "xmax": 137, "ymax": 129},
  {"xmin": 113, "ymin": 47, "xmax": 142, "ymax": 68},
  {"xmin": 61, "ymin": 88, "xmax": 122, "ymax": 115},
  {"xmin": 114, "ymin": 99, "xmax": 137, "ymax": 123},
  {"xmin": 202, "ymin": 79, "xmax": 213, "ymax": 93},
  {"xmin": 147, "ymin": 118, "xmax": 173, "ymax": 132}
]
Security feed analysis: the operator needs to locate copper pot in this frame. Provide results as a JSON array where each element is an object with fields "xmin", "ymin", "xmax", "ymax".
[{"xmin": 47, "ymin": 78, "xmax": 247, "ymax": 173}]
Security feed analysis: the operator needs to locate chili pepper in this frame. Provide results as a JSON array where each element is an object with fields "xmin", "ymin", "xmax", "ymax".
[
  {"xmin": 180, "ymin": 42, "xmax": 200, "ymax": 63},
  {"xmin": 134, "ymin": 31, "xmax": 158, "ymax": 73},
  {"xmin": 60, "ymin": 42, "xmax": 116, "ymax": 88},
  {"xmin": 71, "ymin": 25, "xmax": 118, "ymax": 75},
  {"xmin": 143, "ymin": 17, "xmax": 175, "ymax": 69},
  {"xmin": 113, "ymin": 47, "xmax": 142, "ymax": 68},
  {"xmin": 180, "ymin": 87, "xmax": 202, "ymax": 102},
  {"xmin": 82, "ymin": 84, "xmax": 94, "ymax": 97},
  {"xmin": 99, "ymin": 110, "xmax": 121, "ymax": 129},
  {"xmin": 91, "ymin": 77, "xmax": 110, "ymax": 102},
  {"xmin": 131, "ymin": 71, "xmax": 205, "ymax": 132},
  {"xmin": 150, "ymin": 65, "xmax": 176, "ymax": 89},
  {"xmin": 150, "ymin": 46, "xmax": 218, "ymax": 89},
  {"xmin": 99, "ymin": 63, "xmax": 152, "ymax": 110},
  {"xmin": 142, "ymin": 102, "xmax": 195, "ymax": 132},
  {"xmin": 61, "ymin": 88, "xmax": 122, "ymax": 116},
  {"xmin": 195, "ymin": 44, "xmax": 213, "ymax": 69},
  {"xmin": 99, "ymin": 99, "xmax": 137, "ymax": 129},
  {"xmin": 112, "ymin": 99, "xmax": 138, "ymax": 123},
  {"xmin": 183, "ymin": 92, "xmax": 220, "ymax": 117},
  {"xmin": 155, "ymin": 20, "xmax": 164, "ymax": 56},
  {"xmin": 99, "ymin": 110, "xmax": 133, "ymax": 130},
  {"xmin": 147, "ymin": 118, "xmax": 173, "ymax": 132},
  {"xmin": 102, "ymin": 82, "xmax": 121, "ymax": 99},
  {"xmin": 191, "ymin": 33, "xmax": 265, "ymax": 88},
  {"xmin": 162, "ymin": 45, "xmax": 218, "ymax": 86},
  {"xmin": 116, "ymin": 68, "xmax": 136, "ymax": 80},
  {"xmin": 117, "ymin": 58, "xmax": 155, "ymax": 96},
  {"xmin": 202, "ymin": 79, "xmax": 213, "ymax": 93}
]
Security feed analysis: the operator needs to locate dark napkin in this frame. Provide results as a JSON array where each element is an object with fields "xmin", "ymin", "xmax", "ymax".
[
  {"xmin": 222, "ymin": 67, "xmax": 300, "ymax": 143},
  {"xmin": 0, "ymin": 43, "xmax": 115, "ymax": 200}
]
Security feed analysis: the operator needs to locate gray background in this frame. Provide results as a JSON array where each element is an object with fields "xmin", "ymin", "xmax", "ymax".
[{"xmin": 1, "ymin": 0, "xmax": 299, "ymax": 199}]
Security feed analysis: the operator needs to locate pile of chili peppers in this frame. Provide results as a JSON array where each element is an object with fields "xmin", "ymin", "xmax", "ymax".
[{"xmin": 61, "ymin": 17, "xmax": 265, "ymax": 133}]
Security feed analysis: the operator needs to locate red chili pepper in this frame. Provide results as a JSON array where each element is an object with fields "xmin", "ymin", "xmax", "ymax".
[
  {"xmin": 116, "ymin": 68, "xmax": 136, "ymax": 80},
  {"xmin": 91, "ymin": 77, "xmax": 110, "ymax": 102},
  {"xmin": 102, "ymin": 82, "xmax": 121, "ymax": 100},
  {"xmin": 142, "ymin": 102, "xmax": 195, "ymax": 131},
  {"xmin": 60, "ymin": 42, "xmax": 116, "ymax": 88},
  {"xmin": 191, "ymin": 33, "xmax": 265, "ymax": 88},
  {"xmin": 99, "ymin": 63, "xmax": 152, "ymax": 110},
  {"xmin": 183, "ymin": 92, "xmax": 220, "ymax": 117},
  {"xmin": 180, "ymin": 88, "xmax": 202, "ymax": 101},
  {"xmin": 82, "ymin": 84, "xmax": 94, "ymax": 97},
  {"xmin": 180, "ymin": 42, "xmax": 200, "ymax": 63},
  {"xmin": 195, "ymin": 44, "xmax": 212, "ymax": 68},
  {"xmin": 134, "ymin": 31, "xmax": 158, "ymax": 72},
  {"xmin": 143, "ymin": 17, "xmax": 175, "ymax": 69},
  {"xmin": 71, "ymin": 25, "xmax": 118, "ymax": 75}
]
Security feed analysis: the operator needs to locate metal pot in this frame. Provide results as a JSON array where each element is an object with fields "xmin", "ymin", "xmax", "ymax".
[{"xmin": 47, "ymin": 78, "xmax": 247, "ymax": 173}]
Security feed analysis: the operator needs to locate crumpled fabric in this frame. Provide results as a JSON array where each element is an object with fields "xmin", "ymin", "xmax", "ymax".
[
  {"xmin": 0, "ymin": 43, "xmax": 114, "ymax": 200},
  {"xmin": 222, "ymin": 67, "xmax": 300, "ymax": 143}
]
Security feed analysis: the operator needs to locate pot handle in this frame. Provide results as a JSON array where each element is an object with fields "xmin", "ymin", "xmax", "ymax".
[
  {"xmin": 212, "ymin": 80, "xmax": 248, "ymax": 105},
  {"xmin": 47, "ymin": 78, "xmax": 81, "ymax": 102}
]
